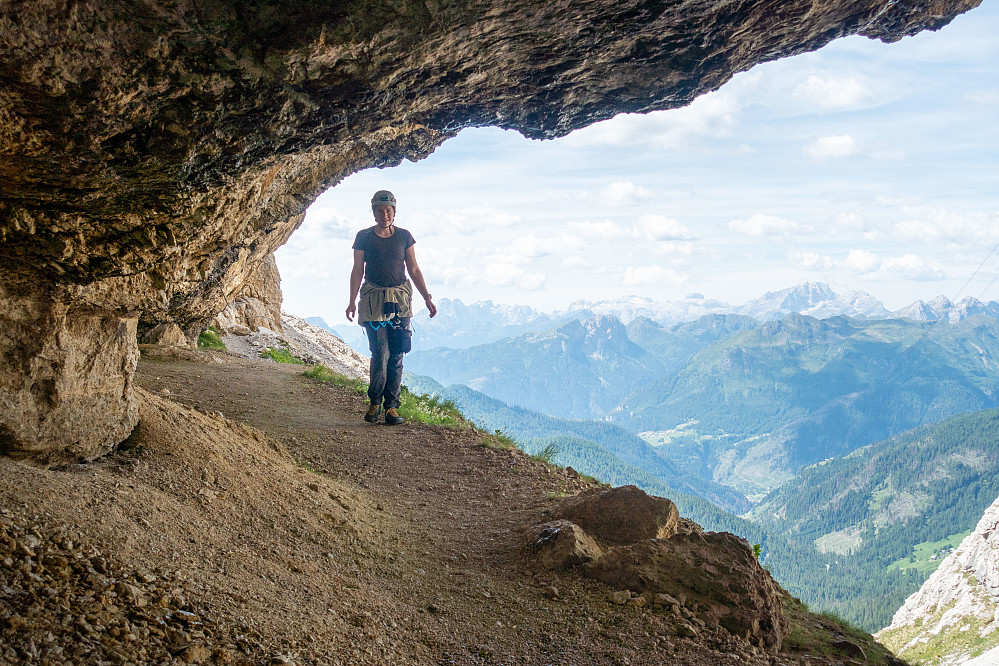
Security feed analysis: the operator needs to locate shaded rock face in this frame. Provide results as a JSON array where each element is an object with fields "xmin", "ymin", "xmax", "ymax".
[
  {"xmin": 529, "ymin": 485, "xmax": 788, "ymax": 651},
  {"xmin": 585, "ymin": 531, "xmax": 788, "ymax": 650},
  {"xmin": 0, "ymin": 0, "xmax": 981, "ymax": 461},
  {"xmin": 0, "ymin": 283, "xmax": 139, "ymax": 464},
  {"xmin": 214, "ymin": 255, "xmax": 285, "ymax": 336}
]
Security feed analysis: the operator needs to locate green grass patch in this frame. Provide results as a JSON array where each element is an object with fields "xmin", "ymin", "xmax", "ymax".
[
  {"xmin": 197, "ymin": 327, "xmax": 226, "ymax": 350},
  {"xmin": 397, "ymin": 387, "xmax": 463, "ymax": 426},
  {"xmin": 480, "ymin": 429, "xmax": 520, "ymax": 451},
  {"xmin": 261, "ymin": 346, "xmax": 305, "ymax": 364},
  {"xmin": 302, "ymin": 365, "xmax": 367, "ymax": 395},
  {"xmin": 888, "ymin": 530, "xmax": 970, "ymax": 575},
  {"xmin": 302, "ymin": 365, "xmax": 464, "ymax": 426}
]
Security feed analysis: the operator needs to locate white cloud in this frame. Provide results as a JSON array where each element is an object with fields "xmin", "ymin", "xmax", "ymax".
[
  {"xmin": 620, "ymin": 265, "xmax": 688, "ymax": 286},
  {"xmin": 880, "ymin": 255, "xmax": 945, "ymax": 281},
  {"xmin": 412, "ymin": 208, "xmax": 522, "ymax": 236},
  {"xmin": 652, "ymin": 241, "xmax": 697, "ymax": 256},
  {"xmin": 560, "ymin": 89, "xmax": 739, "ymax": 150},
  {"xmin": 496, "ymin": 234, "xmax": 584, "ymax": 261},
  {"xmin": 892, "ymin": 207, "xmax": 997, "ymax": 246},
  {"xmin": 842, "ymin": 249, "xmax": 881, "ymax": 273},
  {"xmin": 803, "ymin": 134, "xmax": 861, "ymax": 160},
  {"xmin": 484, "ymin": 263, "xmax": 546, "ymax": 290},
  {"xmin": 792, "ymin": 74, "xmax": 875, "ymax": 110},
  {"xmin": 297, "ymin": 206, "xmax": 359, "ymax": 240},
  {"xmin": 789, "ymin": 248, "xmax": 943, "ymax": 281},
  {"xmin": 728, "ymin": 214, "xmax": 798, "ymax": 236},
  {"xmin": 575, "ymin": 220, "xmax": 624, "ymax": 238},
  {"xmin": 595, "ymin": 181, "xmax": 655, "ymax": 206},
  {"xmin": 789, "ymin": 249, "xmax": 834, "ymax": 270},
  {"xmin": 563, "ymin": 256, "xmax": 592, "ymax": 269},
  {"xmin": 635, "ymin": 214, "xmax": 695, "ymax": 241}
]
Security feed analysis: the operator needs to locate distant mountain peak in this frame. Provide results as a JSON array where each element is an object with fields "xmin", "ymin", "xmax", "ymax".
[
  {"xmin": 892, "ymin": 294, "xmax": 999, "ymax": 323},
  {"xmin": 737, "ymin": 282, "xmax": 887, "ymax": 322}
]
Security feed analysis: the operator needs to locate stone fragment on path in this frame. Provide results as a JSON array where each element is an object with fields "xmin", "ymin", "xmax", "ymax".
[
  {"xmin": 608, "ymin": 590, "xmax": 631, "ymax": 605},
  {"xmin": 527, "ymin": 520, "xmax": 603, "ymax": 570}
]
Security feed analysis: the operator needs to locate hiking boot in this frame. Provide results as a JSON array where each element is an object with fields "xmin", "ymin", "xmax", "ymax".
[
  {"xmin": 364, "ymin": 403, "xmax": 382, "ymax": 423},
  {"xmin": 384, "ymin": 408, "xmax": 405, "ymax": 426}
]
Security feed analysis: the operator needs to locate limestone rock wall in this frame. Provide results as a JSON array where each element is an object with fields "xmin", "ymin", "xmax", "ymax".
[
  {"xmin": 877, "ymin": 494, "xmax": 999, "ymax": 665},
  {"xmin": 0, "ymin": 0, "xmax": 982, "ymax": 461},
  {"xmin": 214, "ymin": 255, "xmax": 285, "ymax": 336}
]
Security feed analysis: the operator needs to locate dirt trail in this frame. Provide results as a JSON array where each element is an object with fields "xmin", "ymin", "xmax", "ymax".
[
  {"xmin": 132, "ymin": 350, "xmax": 768, "ymax": 665},
  {"xmin": 0, "ymin": 348, "xmax": 860, "ymax": 665}
]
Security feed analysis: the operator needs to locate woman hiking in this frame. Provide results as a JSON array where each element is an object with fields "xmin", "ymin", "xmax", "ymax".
[{"xmin": 345, "ymin": 190, "xmax": 437, "ymax": 425}]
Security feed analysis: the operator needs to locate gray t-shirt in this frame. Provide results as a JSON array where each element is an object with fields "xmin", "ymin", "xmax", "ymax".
[{"xmin": 352, "ymin": 226, "xmax": 415, "ymax": 287}]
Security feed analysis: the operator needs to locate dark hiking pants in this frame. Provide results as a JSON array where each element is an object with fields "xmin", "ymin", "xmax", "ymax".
[{"xmin": 365, "ymin": 317, "xmax": 411, "ymax": 409}]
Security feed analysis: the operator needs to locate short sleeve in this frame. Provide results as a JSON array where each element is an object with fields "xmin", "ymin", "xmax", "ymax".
[
  {"xmin": 404, "ymin": 229, "xmax": 415, "ymax": 249},
  {"xmin": 351, "ymin": 229, "xmax": 366, "ymax": 251}
]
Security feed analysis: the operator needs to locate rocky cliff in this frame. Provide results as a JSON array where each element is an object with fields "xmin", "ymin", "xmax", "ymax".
[
  {"xmin": 0, "ymin": 0, "xmax": 981, "ymax": 462},
  {"xmin": 877, "ymin": 494, "xmax": 999, "ymax": 665}
]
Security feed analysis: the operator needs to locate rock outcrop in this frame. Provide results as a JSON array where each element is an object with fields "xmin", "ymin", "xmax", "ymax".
[
  {"xmin": 214, "ymin": 255, "xmax": 285, "ymax": 336},
  {"xmin": 0, "ymin": 0, "xmax": 981, "ymax": 462},
  {"xmin": 558, "ymin": 484, "xmax": 680, "ymax": 544},
  {"xmin": 529, "ymin": 485, "xmax": 788, "ymax": 651},
  {"xmin": 877, "ymin": 494, "xmax": 999, "ymax": 665}
]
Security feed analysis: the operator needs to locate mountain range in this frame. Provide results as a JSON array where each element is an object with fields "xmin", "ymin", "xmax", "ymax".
[
  {"xmin": 406, "ymin": 307, "xmax": 999, "ymax": 498},
  {"xmin": 317, "ymin": 282, "xmax": 999, "ymax": 354}
]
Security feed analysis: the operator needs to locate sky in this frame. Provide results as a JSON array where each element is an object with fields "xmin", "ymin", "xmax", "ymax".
[{"xmin": 276, "ymin": 2, "xmax": 999, "ymax": 324}]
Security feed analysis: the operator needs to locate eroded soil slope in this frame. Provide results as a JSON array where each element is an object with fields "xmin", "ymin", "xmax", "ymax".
[{"xmin": 0, "ymin": 348, "xmax": 900, "ymax": 665}]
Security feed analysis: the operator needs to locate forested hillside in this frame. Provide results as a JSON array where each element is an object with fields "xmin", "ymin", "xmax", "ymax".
[{"xmin": 754, "ymin": 408, "xmax": 999, "ymax": 630}]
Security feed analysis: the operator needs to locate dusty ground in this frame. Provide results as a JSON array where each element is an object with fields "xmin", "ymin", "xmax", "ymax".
[{"xmin": 0, "ymin": 347, "xmax": 899, "ymax": 665}]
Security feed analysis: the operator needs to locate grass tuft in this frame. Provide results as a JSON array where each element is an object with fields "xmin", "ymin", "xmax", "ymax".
[
  {"xmin": 302, "ymin": 365, "xmax": 367, "ymax": 395},
  {"xmin": 197, "ymin": 327, "xmax": 226, "ymax": 350},
  {"xmin": 261, "ymin": 346, "xmax": 304, "ymax": 364},
  {"xmin": 397, "ymin": 387, "xmax": 463, "ymax": 426},
  {"xmin": 531, "ymin": 442, "xmax": 561, "ymax": 466}
]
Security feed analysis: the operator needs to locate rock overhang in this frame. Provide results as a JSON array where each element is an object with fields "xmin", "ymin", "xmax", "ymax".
[{"xmin": 0, "ymin": 0, "xmax": 983, "ymax": 460}]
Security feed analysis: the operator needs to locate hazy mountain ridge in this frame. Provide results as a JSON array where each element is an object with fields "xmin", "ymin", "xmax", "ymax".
[
  {"xmin": 408, "ymin": 304, "xmax": 999, "ymax": 498},
  {"xmin": 317, "ymin": 282, "xmax": 999, "ymax": 355},
  {"xmin": 405, "ymin": 315, "xmax": 666, "ymax": 420},
  {"xmin": 891, "ymin": 295, "xmax": 999, "ymax": 323},
  {"xmin": 621, "ymin": 314, "xmax": 999, "ymax": 497},
  {"xmin": 402, "ymin": 373, "xmax": 752, "ymax": 515},
  {"xmin": 570, "ymin": 282, "xmax": 994, "ymax": 327}
]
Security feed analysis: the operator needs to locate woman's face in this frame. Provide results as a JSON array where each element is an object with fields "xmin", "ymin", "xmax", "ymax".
[{"xmin": 373, "ymin": 204, "xmax": 395, "ymax": 227}]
